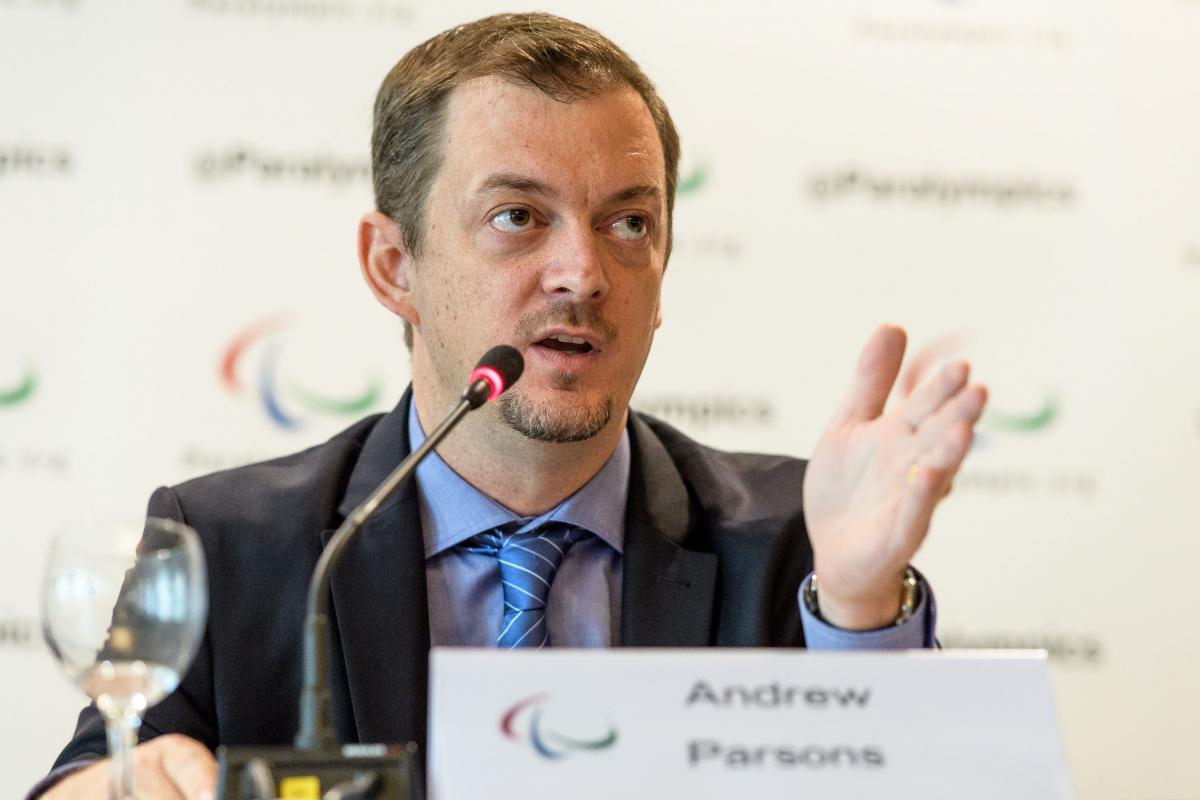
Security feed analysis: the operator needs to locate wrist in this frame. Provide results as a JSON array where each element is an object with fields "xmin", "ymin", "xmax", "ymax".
[{"xmin": 804, "ymin": 568, "xmax": 920, "ymax": 631}]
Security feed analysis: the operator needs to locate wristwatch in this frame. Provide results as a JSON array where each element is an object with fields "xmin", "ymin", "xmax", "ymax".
[{"xmin": 803, "ymin": 567, "xmax": 921, "ymax": 627}]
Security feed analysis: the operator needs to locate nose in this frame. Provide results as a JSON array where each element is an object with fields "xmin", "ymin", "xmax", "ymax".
[{"xmin": 540, "ymin": 222, "xmax": 609, "ymax": 301}]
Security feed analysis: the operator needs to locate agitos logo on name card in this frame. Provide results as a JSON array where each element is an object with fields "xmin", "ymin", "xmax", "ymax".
[
  {"xmin": 500, "ymin": 693, "xmax": 618, "ymax": 761},
  {"xmin": 219, "ymin": 315, "xmax": 384, "ymax": 431}
]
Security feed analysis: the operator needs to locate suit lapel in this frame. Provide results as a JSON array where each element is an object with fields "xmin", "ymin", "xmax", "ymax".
[
  {"xmin": 620, "ymin": 415, "xmax": 718, "ymax": 646},
  {"xmin": 325, "ymin": 390, "xmax": 431, "ymax": 748},
  {"xmin": 322, "ymin": 397, "xmax": 718, "ymax": 744}
]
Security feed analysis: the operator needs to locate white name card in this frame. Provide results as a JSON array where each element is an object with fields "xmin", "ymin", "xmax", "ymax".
[{"xmin": 428, "ymin": 649, "xmax": 1072, "ymax": 800}]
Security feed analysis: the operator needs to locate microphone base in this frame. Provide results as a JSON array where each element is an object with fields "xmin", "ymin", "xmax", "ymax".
[{"xmin": 216, "ymin": 742, "xmax": 422, "ymax": 800}]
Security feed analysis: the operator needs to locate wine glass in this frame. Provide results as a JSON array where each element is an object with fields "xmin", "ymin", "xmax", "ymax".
[{"xmin": 41, "ymin": 518, "xmax": 208, "ymax": 799}]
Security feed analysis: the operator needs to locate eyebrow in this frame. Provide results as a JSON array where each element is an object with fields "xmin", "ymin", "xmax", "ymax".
[
  {"xmin": 603, "ymin": 183, "xmax": 664, "ymax": 207},
  {"xmin": 475, "ymin": 173, "xmax": 557, "ymax": 199},
  {"xmin": 473, "ymin": 173, "xmax": 664, "ymax": 207}
]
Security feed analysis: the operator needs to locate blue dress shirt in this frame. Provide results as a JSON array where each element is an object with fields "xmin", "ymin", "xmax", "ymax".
[{"xmin": 409, "ymin": 403, "xmax": 934, "ymax": 649}]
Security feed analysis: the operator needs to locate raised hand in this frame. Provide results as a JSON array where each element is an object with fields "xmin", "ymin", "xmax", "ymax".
[{"xmin": 802, "ymin": 324, "xmax": 987, "ymax": 630}]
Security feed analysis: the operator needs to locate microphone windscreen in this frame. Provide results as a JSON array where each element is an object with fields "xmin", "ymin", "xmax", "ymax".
[{"xmin": 468, "ymin": 345, "xmax": 524, "ymax": 403}]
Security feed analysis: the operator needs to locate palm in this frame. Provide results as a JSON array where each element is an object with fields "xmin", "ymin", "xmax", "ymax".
[{"xmin": 802, "ymin": 325, "xmax": 987, "ymax": 627}]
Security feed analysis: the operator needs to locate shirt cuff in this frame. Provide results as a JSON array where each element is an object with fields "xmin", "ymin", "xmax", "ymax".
[
  {"xmin": 798, "ymin": 570, "xmax": 938, "ymax": 650},
  {"xmin": 25, "ymin": 757, "xmax": 100, "ymax": 800}
]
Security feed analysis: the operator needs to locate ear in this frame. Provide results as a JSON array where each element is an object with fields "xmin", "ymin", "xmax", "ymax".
[{"xmin": 358, "ymin": 211, "xmax": 420, "ymax": 328}]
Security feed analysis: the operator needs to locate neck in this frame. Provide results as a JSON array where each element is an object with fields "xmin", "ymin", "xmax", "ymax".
[{"xmin": 412, "ymin": 383, "xmax": 626, "ymax": 517}]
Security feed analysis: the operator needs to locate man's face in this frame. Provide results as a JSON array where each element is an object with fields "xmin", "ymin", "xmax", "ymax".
[{"xmin": 405, "ymin": 77, "xmax": 668, "ymax": 443}]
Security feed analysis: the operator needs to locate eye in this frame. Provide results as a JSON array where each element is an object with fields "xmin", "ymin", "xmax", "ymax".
[
  {"xmin": 489, "ymin": 208, "xmax": 535, "ymax": 233},
  {"xmin": 610, "ymin": 215, "xmax": 649, "ymax": 241}
]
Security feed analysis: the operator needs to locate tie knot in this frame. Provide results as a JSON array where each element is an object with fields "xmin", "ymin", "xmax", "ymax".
[{"xmin": 460, "ymin": 522, "xmax": 588, "ymax": 648}]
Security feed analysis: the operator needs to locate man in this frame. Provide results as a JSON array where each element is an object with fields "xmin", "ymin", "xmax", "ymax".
[{"xmin": 38, "ymin": 12, "xmax": 986, "ymax": 799}]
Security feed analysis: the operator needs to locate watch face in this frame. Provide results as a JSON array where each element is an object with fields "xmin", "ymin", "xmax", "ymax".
[
  {"xmin": 896, "ymin": 567, "xmax": 920, "ymax": 622},
  {"xmin": 802, "ymin": 576, "xmax": 820, "ymax": 616}
]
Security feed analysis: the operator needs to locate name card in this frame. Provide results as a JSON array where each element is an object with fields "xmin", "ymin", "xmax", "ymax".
[{"xmin": 428, "ymin": 649, "xmax": 1072, "ymax": 800}]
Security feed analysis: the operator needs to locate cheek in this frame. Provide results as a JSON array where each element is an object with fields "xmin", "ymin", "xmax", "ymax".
[{"xmin": 617, "ymin": 276, "xmax": 664, "ymax": 330}]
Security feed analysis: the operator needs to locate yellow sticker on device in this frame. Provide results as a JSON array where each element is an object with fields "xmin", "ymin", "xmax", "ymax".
[{"xmin": 279, "ymin": 775, "xmax": 321, "ymax": 799}]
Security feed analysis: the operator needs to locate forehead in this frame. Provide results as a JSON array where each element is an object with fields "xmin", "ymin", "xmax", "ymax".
[{"xmin": 436, "ymin": 76, "xmax": 665, "ymax": 200}]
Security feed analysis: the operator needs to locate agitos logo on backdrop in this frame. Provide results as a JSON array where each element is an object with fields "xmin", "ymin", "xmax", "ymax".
[
  {"xmin": 219, "ymin": 315, "xmax": 384, "ymax": 431},
  {"xmin": 671, "ymin": 161, "xmax": 746, "ymax": 262},
  {"xmin": 905, "ymin": 334, "xmax": 1059, "ymax": 442},
  {"xmin": 501, "ymin": 693, "xmax": 618, "ymax": 761},
  {"xmin": 0, "ymin": 363, "xmax": 37, "ymax": 410},
  {"xmin": 677, "ymin": 161, "xmax": 709, "ymax": 196},
  {"xmin": 980, "ymin": 394, "xmax": 1060, "ymax": 437}
]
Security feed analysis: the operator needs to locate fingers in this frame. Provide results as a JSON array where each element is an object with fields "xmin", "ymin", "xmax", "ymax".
[
  {"xmin": 893, "ymin": 383, "xmax": 985, "ymax": 548},
  {"xmin": 837, "ymin": 323, "xmax": 907, "ymax": 423},
  {"xmin": 903, "ymin": 359, "xmax": 969, "ymax": 430},
  {"xmin": 41, "ymin": 759, "xmax": 110, "ymax": 800},
  {"xmin": 892, "ymin": 423, "xmax": 974, "ymax": 550},
  {"xmin": 893, "ymin": 459, "xmax": 950, "ymax": 552},
  {"xmin": 156, "ymin": 734, "xmax": 218, "ymax": 800},
  {"xmin": 132, "ymin": 755, "xmax": 190, "ymax": 800},
  {"xmin": 897, "ymin": 331, "xmax": 966, "ymax": 397},
  {"xmin": 914, "ymin": 384, "xmax": 988, "ymax": 451}
]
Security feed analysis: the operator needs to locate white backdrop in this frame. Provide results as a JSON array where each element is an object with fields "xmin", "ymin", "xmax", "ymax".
[{"xmin": 2, "ymin": 1, "xmax": 1198, "ymax": 797}]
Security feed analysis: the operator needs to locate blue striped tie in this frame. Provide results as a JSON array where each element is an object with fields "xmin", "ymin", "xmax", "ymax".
[{"xmin": 462, "ymin": 524, "xmax": 587, "ymax": 649}]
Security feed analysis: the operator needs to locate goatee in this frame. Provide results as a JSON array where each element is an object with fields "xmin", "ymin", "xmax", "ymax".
[{"xmin": 498, "ymin": 389, "xmax": 613, "ymax": 443}]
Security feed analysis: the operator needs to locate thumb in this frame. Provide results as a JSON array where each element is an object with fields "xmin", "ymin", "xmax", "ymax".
[{"xmin": 837, "ymin": 324, "xmax": 907, "ymax": 422}]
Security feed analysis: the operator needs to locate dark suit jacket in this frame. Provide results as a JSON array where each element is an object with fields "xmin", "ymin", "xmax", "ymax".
[{"xmin": 52, "ymin": 391, "xmax": 811, "ymax": 769}]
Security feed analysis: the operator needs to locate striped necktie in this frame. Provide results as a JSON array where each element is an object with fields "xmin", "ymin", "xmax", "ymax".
[{"xmin": 462, "ymin": 523, "xmax": 588, "ymax": 649}]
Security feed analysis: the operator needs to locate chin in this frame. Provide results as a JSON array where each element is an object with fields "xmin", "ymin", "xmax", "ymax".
[{"xmin": 497, "ymin": 389, "xmax": 614, "ymax": 444}]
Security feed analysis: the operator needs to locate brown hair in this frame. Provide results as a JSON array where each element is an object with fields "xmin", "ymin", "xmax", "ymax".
[{"xmin": 372, "ymin": 12, "xmax": 681, "ymax": 296}]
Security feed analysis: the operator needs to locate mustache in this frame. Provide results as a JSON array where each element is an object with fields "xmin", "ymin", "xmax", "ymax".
[{"xmin": 516, "ymin": 302, "xmax": 617, "ymax": 345}]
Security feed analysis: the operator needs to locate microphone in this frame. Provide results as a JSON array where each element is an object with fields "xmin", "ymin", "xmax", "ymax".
[
  {"xmin": 462, "ymin": 344, "xmax": 525, "ymax": 408},
  {"xmin": 217, "ymin": 346, "xmax": 524, "ymax": 800}
]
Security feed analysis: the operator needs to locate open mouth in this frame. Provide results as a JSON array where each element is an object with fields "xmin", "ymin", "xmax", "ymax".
[{"xmin": 534, "ymin": 333, "xmax": 596, "ymax": 355}]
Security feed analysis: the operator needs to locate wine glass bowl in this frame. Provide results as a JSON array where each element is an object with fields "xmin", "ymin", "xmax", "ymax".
[{"xmin": 41, "ymin": 518, "xmax": 208, "ymax": 798}]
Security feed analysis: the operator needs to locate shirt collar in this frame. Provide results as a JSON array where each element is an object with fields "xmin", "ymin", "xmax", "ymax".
[{"xmin": 407, "ymin": 399, "xmax": 629, "ymax": 558}]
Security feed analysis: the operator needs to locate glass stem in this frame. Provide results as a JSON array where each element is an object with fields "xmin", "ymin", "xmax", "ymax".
[{"xmin": 105, "ymin": 708, "xmax": 141, "ymax": 800}]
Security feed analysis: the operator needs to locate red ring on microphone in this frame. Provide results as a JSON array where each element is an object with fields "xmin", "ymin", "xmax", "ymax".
[{"xmin": 468, "ymin": 365, "xmax": 505, "ymax": 401}]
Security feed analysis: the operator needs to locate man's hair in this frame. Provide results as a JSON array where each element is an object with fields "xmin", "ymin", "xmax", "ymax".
[{"xmin": 370, "ymin": 12, "xmax": 681, "ymax": 347}]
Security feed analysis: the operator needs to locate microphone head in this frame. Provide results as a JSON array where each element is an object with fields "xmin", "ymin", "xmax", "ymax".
[{"xmin": 466, "ymin": 345, "xmax": 524, "ymax": 407}]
